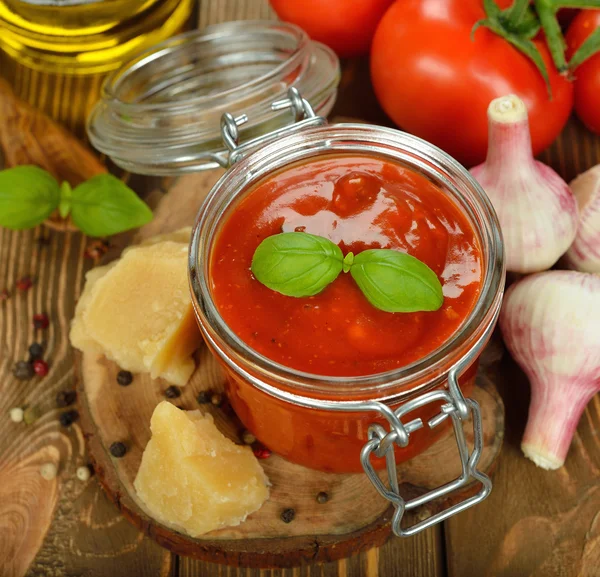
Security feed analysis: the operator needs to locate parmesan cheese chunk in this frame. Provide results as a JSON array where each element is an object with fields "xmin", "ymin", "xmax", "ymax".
[
  {"xmin": 70, "ymin": 231, "xmax": 201, "ymax": 386},
  {"xmin": 134, "ymin": 402, "xmax": 270, "ymax": 537}
]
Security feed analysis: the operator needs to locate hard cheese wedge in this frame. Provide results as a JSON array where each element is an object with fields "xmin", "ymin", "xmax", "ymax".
[
  {"xmin": 70, "ymin": 234, "xmax": 201, "ymax": 386},
  {"xmin": 134, "ymin": 401, "xmax": 270, "ymax": 537}
]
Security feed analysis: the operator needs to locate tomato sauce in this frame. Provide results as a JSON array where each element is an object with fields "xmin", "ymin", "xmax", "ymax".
[{"xmin": 210, "ymin": 154, "xmax": 482, "ymax": 377}]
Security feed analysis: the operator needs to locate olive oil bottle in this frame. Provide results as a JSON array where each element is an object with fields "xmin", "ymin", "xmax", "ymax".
[{"xmin": 0, "ymin": 0, "xmax": 193, "ymax": 134}]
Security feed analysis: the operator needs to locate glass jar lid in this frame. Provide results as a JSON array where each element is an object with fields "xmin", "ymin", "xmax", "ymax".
[{"xmin": 87, "ymin": 20, "xmax": 340, "ymax": 175}]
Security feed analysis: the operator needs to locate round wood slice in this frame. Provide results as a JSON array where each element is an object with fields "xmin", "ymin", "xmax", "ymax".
[{"xmin": 76, "ymin": 173, "xmax": 505, "ymax": 568}]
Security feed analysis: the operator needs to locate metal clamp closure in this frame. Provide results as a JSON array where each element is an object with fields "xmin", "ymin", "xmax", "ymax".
[
  {"xmin": 219, "ymin": 87, "xmax": 327, "ymax": 167},
  {"xmin": 360, "ymin": 373, "xmax": 492, "ymax": 537}
]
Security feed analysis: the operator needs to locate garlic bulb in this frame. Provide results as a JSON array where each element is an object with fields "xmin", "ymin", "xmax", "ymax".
[
  {"xmin": 499, "ymin": 271, "xmax": 600, "ymax": 470},
  {"xmin": 471, "ymin": 95, "xmax": 578, "ymax": 273},
  {"xmin": 564, "ymin": 165, "xmax": 600, "ymax": 272}
]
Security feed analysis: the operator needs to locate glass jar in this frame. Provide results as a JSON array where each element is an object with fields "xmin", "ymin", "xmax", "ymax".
[
  {"xmin": 87, "ymin": 28, "xmax": 503, "ymax": 535},
  {"xmin": 187, "ymin": 92, "xmax": 505, "ymax": 536}
]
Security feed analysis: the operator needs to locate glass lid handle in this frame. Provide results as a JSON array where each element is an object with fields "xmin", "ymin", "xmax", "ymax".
[
  {"xmin": 219, "ymin": 87, "xmax": 327, "ymax": 167},
  {"xmin": 360, "ymin": 365, "xmax": 492, "ymax": 537}
]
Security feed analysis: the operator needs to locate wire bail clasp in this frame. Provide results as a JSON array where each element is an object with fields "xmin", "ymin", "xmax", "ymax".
[
  {"xmin": 219, "ymin": 87, "xmax": 326, "ymax": 167},
  {"xmin": 360, "ymin": 364, "xmax": 492, "ymax": 537}
]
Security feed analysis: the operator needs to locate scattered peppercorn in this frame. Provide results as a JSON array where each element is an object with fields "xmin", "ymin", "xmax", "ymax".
[
  {"xmin": 116, "ymin": 370, "xmax": 133, "ymax": 386},
  {"xmin": 280, "ymin": 508, "xmax": 296, "ymax": 523},
  {"xmin": 33, "ymin": 313, "xmax": 49, "ymax": 329},
  {"xmin": 33, "ymin": 359, "xmax": 49, "ymax": 377},
  {"xmin": 13, "ymin": 360, "xmax": 34, "ymax": 380},
  {"xmin": 110, "ymin": 442, "xmax": 127, "ymax": 458},
  {"xmin": 211, "ymin": 393, "xmax": 223, "ymax": 407},
  {"xmin": 76, "ymin": 465, "xmax": 92, "ymax": 481},
  {"xmin": 316, "ymin": 492, "xmax": 329, "ymax": 504},
  {"xmin": 196, "ymin": 391, "xmax": 211, "ymax": 404},
  {"xmin": 164, "ymin": 386, "xmax": 181, "ymax": 399},
  {"xmin": 40, "ymin": 463, "xmax": 57, "ymax": 480},
  {"xmin": 28, "ymin": 342, "xmax": 44, "ymax": 361},
  {"xmin": 23, "ymin": 405, "xmax": 41, "ymax": 425},
  {"xmin": 9, "ymin": 407, "xmax": 24, "ymax": 423},
  {"xmin": 253, "ymin": 445, "xmax": 272, "ymax": 459},
  {"xmin": 242, "ymin": 430, "xmax": 256, "ymax": 445},
  {"xmin": 56, "ymin": 390, "xmax": 76, "ymax": 408},
  {"xmin": 59, "ymin": 410, "xmax": 79, "ymax": 427},
  {"xmin": 84, "ymin": 239, "xmax": 110, "ymax": 261},
  {"xmin": 0, "ymin": 289, "xmax": 10, "ymax": 301},
  {"xmin": 16, "ymin": 276, "xmax": 33, "ymax": 292}
]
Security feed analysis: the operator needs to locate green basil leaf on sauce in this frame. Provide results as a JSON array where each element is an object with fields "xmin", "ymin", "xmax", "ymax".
[
  {"xmin": 251, "ymin": 232, "xmax": 344, "ymax": 297},
  {"xmin": 0, "ymin": 166, "xmax": 60, "ymax": 230},
  {"xmin": 350, "ymin": 249, "xmax": 443, "ymax": 313}
]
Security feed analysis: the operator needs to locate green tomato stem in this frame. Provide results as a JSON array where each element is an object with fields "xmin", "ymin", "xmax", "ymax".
[
  {"xmin": 535, "ymin": 0, "xmax": 568, "ymax": 72},
  {"xmin": 552, "ymin": 0, "xmax": 600, "ymax": 7},
  {"xmin": 505, "ymin": 0, "xmax": 533, "ymax": 29},
  {"xmin": 569, "ymin": 26, "xmax": 600, "ymax": 70},
  {"xmin": 477, "ymin": 0, "xmax": 552, "ymax": 97}
]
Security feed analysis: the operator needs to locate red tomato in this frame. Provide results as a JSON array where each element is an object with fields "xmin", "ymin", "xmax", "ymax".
[
  {"xmin": 566, "ymin": 10, "xmax": 600, "ymax": 134},
  {"xmin": 370, "ymin": 0, "xmax": 574, "ymax": 167},
  {"xmin": 269, "ymin": 0, "xmax": 394, "ymax": 58}
]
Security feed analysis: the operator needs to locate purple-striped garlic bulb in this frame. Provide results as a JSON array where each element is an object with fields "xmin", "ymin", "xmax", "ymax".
[
  {"xmin": 500, "ymin": 271, "xmax": 600, "ymax": 470},
  {"xmin": 471, "ymin": 94, "xmax": 578, "ymax": 273},
  {"xmin": 564, "ymin": 165, "xmax": 600, "ymax": 273}
]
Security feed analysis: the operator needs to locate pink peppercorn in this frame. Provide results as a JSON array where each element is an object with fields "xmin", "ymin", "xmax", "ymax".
[
  {"xmin": 16, "ymin": 276, "xmax": 33, "ymax": 292},
  {"xmin": 33, "ymin": 314, "xmax": 49, "ymax": 329},
  {"xmin": 253, "ymin": 445, "xmax": 272, "ymax": 459},
  {"xmin": 33, "ymin": 359, "xmax": 49, "ymax": 377}
]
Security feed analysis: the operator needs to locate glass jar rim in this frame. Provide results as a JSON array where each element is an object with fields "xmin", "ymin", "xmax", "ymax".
[
  {"xmin": 86, "ymin": 21, "xmax": 340, "ymax": 174},
  {"xmin": 189, "ymin": 123, "xmax": 505, "ymax": 401}
]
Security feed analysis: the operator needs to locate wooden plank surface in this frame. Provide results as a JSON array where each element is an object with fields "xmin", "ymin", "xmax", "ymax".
[{"xmin": 1, "ymin": 0, "xmax": 600, "ymax": 576}]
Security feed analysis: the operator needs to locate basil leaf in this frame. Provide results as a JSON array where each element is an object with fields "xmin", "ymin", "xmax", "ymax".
[
  {"xmin": 70, "ymin": 174, "xmax": 153, "ymax": 237},
  {"xmin": 350, "ymin": 249, "xmax": 443, "ymax": 313},
  {"xmin": 251, "ymin": 232, "xmax": 343, "ymax": 297},
  {"xmin": 0, "ymin": 166, "xmax": 60, "ymax": 230}
]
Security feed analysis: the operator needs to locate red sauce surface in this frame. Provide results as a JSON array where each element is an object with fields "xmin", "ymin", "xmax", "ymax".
[{"xmin": 210, "ymin": 155, "xmax": 482, "ymax": 377}]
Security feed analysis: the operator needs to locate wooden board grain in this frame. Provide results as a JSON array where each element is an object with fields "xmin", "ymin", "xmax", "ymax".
[
  {"xmin": 0, "ymin": 224, "xmax": 173, "ymax": 577},
  {"xmin": 75, "ymin": 171, "xmax": 504, "ymax": 568}
]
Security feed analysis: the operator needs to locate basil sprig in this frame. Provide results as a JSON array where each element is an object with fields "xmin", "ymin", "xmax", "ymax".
[
  {"xmin": 251, "ymin": 232, "xmax": 444, "ymax": 313},
  {"xmin": 0, "ymin": 165, "xmax": 152, "ymax": 237}
]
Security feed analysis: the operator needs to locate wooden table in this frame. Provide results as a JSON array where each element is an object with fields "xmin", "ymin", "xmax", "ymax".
[{"xmin": 1, "ymin": 2, "xmax": 600, "ymax": 576}]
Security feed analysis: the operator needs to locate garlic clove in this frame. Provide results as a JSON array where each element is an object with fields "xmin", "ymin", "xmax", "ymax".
[
  {"xmin": 499, "ymin": 271, "xmax": 600, "ymax": 469},
  {"xmin": 564, "ymin": 165, "xmax": 600, "ymax": 273},
  {"xmin": 471, "ymin": 95, "xmax": 578, "ymax": 274}
]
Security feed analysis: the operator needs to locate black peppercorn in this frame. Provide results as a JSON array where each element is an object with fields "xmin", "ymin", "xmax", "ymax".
[
  {"xmin": 164, "ymin": 386, "xmax": 181, "ymax": 399},
  {"xmin": 280, "ymin": 508, "xmax": 296, "ymax": 523},
  {"xmin": 116, "ymin": 370, "xmax": 133, "ymax": 386},
  {"xmin": 13, "ymin": 360, "xmax": 34, "ymax": 380},
  {"xmin": 28, "ymin": 343, "xmax": 44, "ymax": 361},
  {"xmin": 316, "ymin": 492, "xmax": 329, "ymax": 504},
  {"xmin": 59, "ymin": 410, "xmax": 79, "ymax": 427},
  {"xmin": 56, "ymin": 390, "xmax": 77, "ymax": 408},
  {"xmin": 110, "ymin": 442, "xmax": 127, "ymax": 458},
  {"xmin": 196, "ymin": 391, "xmax": 211, "ymax": 404}
]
